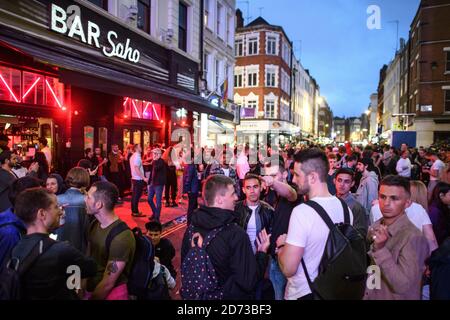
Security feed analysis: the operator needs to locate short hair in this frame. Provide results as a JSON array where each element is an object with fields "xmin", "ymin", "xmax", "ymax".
[
  {"xmin": 294, "ymin": 148, "xmax": 329, "ymax": 182},
  {"xmin": 327, "ymin": 153, "xmax": 337, "ymax": 160},
  {"xmin": 91, "ymin": 181, "xmax": 119, "ymax": 211},
  {"xmin": 359, "ymin": 157, "xmax": 373, "ymax": 167},
  {"xmin": 0, "ymin": 150, "xmax": 13, "ymax": 164},
  {"xmin": 15, "ymin": 188, "xmax": 54, "ymax": 225},
  {"xmin": 65, "ymin": 167, "xmax": 90, "ymax": 189},
  {"xmin": 347, "ymin": 154, "xmax": 358, "ymax": 162},
  {"xmin": 335, "ymin": 168, "xmax": 355, "ymax": 181},
  {"xmin": 84, "ymin": 148, "xmax": 92, "ymax": 156},
  {"xmin": 134, "ymin": 143, "xmax": 140, "ymax": 151},
  {"xmin": 9, "ymin": 177, "xmax": 42, "ymax": 206},
  {"xmin": 243, "ymin": 173, "xmax": 262, "ymax": 186},
  {"xmin": 145, "ymin": 221, "xmax": 162, "ymax": 233},
  {"xmin": 380, "ymin": 175, "xmax": 411, "ymax": 195},
  {"xmin": 203, "ymin": 175, "xmax": 234, "ymax": 206},
  {"xmin": 38, "ymin": 137, "xmax": 48, "ymax": 147}
]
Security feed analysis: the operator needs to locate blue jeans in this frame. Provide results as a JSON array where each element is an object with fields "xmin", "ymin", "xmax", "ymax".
[
  {"xmin": 148, "ymin": 185, "xmax": 164, "ymax": 221},
  {"xmin": 269, "ymin": 257, "xmax": 287, "ymax": 300}
]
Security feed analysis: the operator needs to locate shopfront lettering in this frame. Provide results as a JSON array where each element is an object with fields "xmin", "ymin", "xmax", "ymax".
[{"xmin": 50, "ymin": 3, "xmax": 140, "ymax": 63}]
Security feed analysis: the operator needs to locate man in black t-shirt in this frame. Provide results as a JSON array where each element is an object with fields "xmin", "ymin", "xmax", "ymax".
[
  {"xmin": 145, "ymin": 221, "xmax": 176, "ymax": 279},
  {"xmin": 261, "ymin": 158, "xmax": 300, "ymax": 300}
]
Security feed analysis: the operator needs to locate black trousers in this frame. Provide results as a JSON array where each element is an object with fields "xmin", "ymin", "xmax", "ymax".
[
  {"xmin": 131, "ymin": 179, "xmax": 145, "ymax": 214},
  {"xmin": 187, "ymin": 192, "xmax": 198, "ymax": 225},
  {"xmin": 109, "ymin": 172, "xmax": 124, "ymax": 197},
  {"xmin": 165, "ymin": 166, "xmax": 177, "ymax": 203}
]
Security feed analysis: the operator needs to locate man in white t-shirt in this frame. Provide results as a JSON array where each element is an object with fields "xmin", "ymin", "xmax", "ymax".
[
  {"xmin": 396, "ymin": 150, "xmax": 412, "ymax": 178},
  {"xmin": 130, "ymin": 144, "xmax": 148, "ymax": 217},
  {"xmin": 38, "ymin": 137, "xmax": 52, "ymax": 169},
  {"xmin": 425, "ymin": 151, "xmax": 445, "ymax": 199},
  {"xmin": 277, "ymin": 148, "xmax": 353, "ymax": 300}
]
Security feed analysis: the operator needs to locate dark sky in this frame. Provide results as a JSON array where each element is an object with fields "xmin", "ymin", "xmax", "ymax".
[{"xmin": 236, "ymin": 0, "xmax": 421, "ymax": 117}]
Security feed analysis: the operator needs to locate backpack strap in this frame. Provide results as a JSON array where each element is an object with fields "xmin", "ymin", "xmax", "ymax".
[
  {"xmin": 11, "ymin": 237, "xmax": 56, "ymax": 276},
  {"xmin": 304, "ymin": 200, "xmax": 337, "ymax": 232},
  {"xmin": 105, "ymin": 221, "xmax": 130, "ymax": 255},
  {"xmin": 337, "ymin": 197, "xmax": 351, "ymax": 225},
  {"xmin": 202, "ymin": 223, "xmax": 232, "ymax": 248}
]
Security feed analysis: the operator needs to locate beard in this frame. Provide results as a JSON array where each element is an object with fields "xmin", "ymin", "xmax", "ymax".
[{"xmin": 296, "ymin": 179, "xmax": 310, "ymax": 196}]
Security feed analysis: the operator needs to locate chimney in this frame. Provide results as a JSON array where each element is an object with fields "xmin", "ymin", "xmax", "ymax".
[
  {"xmin": 400, "ymin": 37, "xmax": 405, "ymax": 49},
  {"xmin": 236, "ymin": 9, "xmax": 244, "ymax": 28}
]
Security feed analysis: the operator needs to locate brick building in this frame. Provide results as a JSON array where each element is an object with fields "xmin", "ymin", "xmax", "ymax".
[{"xmin": 234, "ymin": 12, "xmax": 298, "ymax": 145}]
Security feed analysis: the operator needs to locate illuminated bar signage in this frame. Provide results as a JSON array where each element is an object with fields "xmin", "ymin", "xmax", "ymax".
[{"xmin": 50, "ymin": 3, "xmax": 140, "ymax": 63}]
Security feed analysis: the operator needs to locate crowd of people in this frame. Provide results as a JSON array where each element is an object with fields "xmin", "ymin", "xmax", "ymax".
[{"xmin": 1, "ymin": 136, "xmax": 450, "ymax": 300}]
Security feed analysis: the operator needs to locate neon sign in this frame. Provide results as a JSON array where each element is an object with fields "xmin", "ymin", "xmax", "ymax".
[{"xmin": 50, "ymin": 3, "xmax": 140, "ymax": 64}]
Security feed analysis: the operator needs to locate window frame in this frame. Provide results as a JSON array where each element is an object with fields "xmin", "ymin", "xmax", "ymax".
[
  {"xmin": 137, "ymin": 0, "xmax": 151, "ymax": 34},
  {"xmin": 247, "ymin": 37, "xmax": 258, "ymax": 56},
  {"xmin": 178, "ymin": 2, "xmax": 188, "ymax": 52},
  {"xmin": 445, "ymin": 90, "xmax": 450, "ymax": 113}
]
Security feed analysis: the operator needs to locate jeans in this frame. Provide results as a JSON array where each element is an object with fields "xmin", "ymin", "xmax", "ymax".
[
  {"xmin": 131, "ymin": 179, "xmax": 145, "ymax": 214},
  {"xmin": 165, "ymin": 166, "xmax": 177, "ymax": 203},
  {"xmin": 269, "ymin": 257, "xmax": 287, "ymax": 300},
  {"xmin": 187, "ymin": 192, "xmax": 198, "ymax": 225},
  {"xmin": 148, "ymin": 184, "xmax": 164, "ymax": 221}
]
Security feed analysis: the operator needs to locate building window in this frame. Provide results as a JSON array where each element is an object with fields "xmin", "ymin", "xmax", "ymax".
[
  {"xmin": 204, "ymin": 0, "xmax": 209, "ymax": 28},
  {"xmin": 247, "ymin": 100, "xmax": 257, "ymax": 109},
  {"xmin": 445, "ymin": 90, "xmax": 450, "ymax": 112},
  {"xmin": 235, "ymin": 39, "xmax": 243, "ymax": 57},
  {"xmin": 234, "ymin": 74, "xmax": 243, "ymax": 88},
  {"xmin": 248, "ymin": 37, "xmax": 258, "ymax": 55},
  {"xmin": 227, "ymin": 14, "xmax": 233, "ymax": 46},
  {"xmin": 203, "ymin": 52, "xmax": 209, "ymax": 83},
  {"xmin": 266, "ymin": 68, "xmax": 276, "ymax": 87},
  {"xmin": 87, "ymin": 0, "xmax": 108, "ymax": 10},
  {"xmin": 216, "ymin": 2, "xmax": 223, "ymax": 38},
  {"xmin": 178, "ymin": 2, "xmax": 188, "ymax": 52},
  {"xmin": 137, "ymin": 0, "xmax": 150, "ymax": 33},
  {"xmin": 247, "ymin": 70, "xmax": 258, "ymax": 87},
  {"xmin": 267, "ymin": 36, "xmax": 277, "ymax": 55},
  {"xmin": 446, "ymin": 52, "xmax": 450, "ymax": 72},
  {"xmin": 215, "ymin": 59, "xmax": 220, "ymax": 89},
  {"xmin": 265, "ymin": 99, "xmax": 275, "ymax": 118}
]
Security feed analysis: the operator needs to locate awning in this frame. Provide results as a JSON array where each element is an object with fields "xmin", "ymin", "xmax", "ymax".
[{"xmin": 0, "ymin": 33, "xmax": 234, "ymax": 121}]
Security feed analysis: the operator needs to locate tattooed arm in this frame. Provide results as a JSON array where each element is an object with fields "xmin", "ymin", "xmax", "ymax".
[{"xmin": 90, "ymin": 260, "xmax": 126, "ymax": 300}]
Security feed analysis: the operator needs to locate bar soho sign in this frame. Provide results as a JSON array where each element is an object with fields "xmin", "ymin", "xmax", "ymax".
[{"xmin": 50, "ymin": 3, "xmax": 140, "ymax": 63}]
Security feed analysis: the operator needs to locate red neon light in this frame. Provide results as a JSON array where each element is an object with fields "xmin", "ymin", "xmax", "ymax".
[
  {"xmin": 143, "ymin": 102, "xmax": 150, "ymax": 117},
  {"xmin": 152, "ymin": 105, "xmax": 160, "ymax": 121},
  {"xmin": 0, "ymin": 74, "xmax": 20, "ymax": 102},
  {"xmin": 131, "ymin": 99, "xmax": 141, "ymax": 118},
  {"xmin": 22, "ymin": 77, "xmax": 41, "ymax": 100},
  {"xmin": 45, "ymin": 79, "xmax": 63, "ymax": 109},
  {"xmin": 123, "ymin": 97, "xmax": 129, "ymax": 106}
]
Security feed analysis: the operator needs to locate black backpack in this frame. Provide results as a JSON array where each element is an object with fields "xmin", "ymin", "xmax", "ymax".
[
  {"xmin": 301, "ymin": 198, "xmax": 368, "ymax": 300},
  {"xmin": 0, "ymin": 237, "xmax": 55, "ymax": 300},
  {"xmin": 103, "ymin": 222, "xmax": 155, "ymax": 299},
  {"xmin": 144, "ymin": 266, "xmax": 171, "ymax": 300}
]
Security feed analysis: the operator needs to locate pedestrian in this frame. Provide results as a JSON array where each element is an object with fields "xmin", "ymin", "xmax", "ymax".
[
  {"xmin": 261, "ymin": 158, "xmax": 299, "ymax": 300},
  {"xmin": 85, "ymin": 181, "xmax": 136, "ymax": 300},
  {"xmin": 180, "ymin": 175, "xmax": 271, "ymax": 300},
  {"xmin": 145, "ymin": 221, "xmax": 177, "ymax": 279},
  {"xmin": 428, "ymin": 182, "xmax": 450, "ymax": 246},
  {"xmin": 425, "ymin": 150, "xmax": 446, "ymax": 201},
  {"xmin": 183, "ymin": 148, "xmax": 200, "ymax": 224},
  {"xmin": 148, "ymin": 148, "xmax": 166, "ymax": 222},
  {"xmin": 38, "ymin": 137, "xmax": 52, "ymax": 170},
  {"xmin": 95, "ymin": 147, "xmax": 108, "ymax": 182},
  {"xmin": 130, "ymin": 144, "xmax": 148, "ymax": 218},
  {"xmin": 55, "ymin": 167, "xmax": 91, "ymax": 253},
  {"xmin": 10, "ymin": 188, "xmax": 96, "ymax": 300},
  {"xmin": 334, "ymin": 168, "xmax": 369, "ymax": 236},
  {"xmin": 46, "ymin": 173, "xmax": 65, "ymax": 195},
  {"xmin": 108, "ymin": 144, "xmax": 126, "ymax": 203},
  {"xmin": 276, "ymin": 148, "xmax": 359, "ymax": 300},
  {"xmin": 162, "ymin": 146, "xmax": 178, "ymax": 208},
  {"xmin": 326, "ymin": 153, "xmax": 337, "ymax": 195},
  {"xmin": 355, "ymin": 157, "xmax": 379, "ymax": 214},
  {"xmin": 0, "ymin": 176, "xmax": 41, "ymax": 267},
  {"xmin": 235, "ymin": 174, "xmax": 275, "ymax": 254},
  {"xmin": 396, "ymin": 150, "xmax": 412, "ymax": 178},
  {"xmin": 364, "ymin": 175, "xmax": 429, "ymax": 300}
]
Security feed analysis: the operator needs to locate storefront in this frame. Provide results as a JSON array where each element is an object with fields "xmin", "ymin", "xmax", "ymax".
[
  {"xmin": 0, "ymin": 0, "xmax": 233, "ymax": 172},
  {"xmin": 236, "ymin": 119, "xmax": 300, "ymax": 148}
]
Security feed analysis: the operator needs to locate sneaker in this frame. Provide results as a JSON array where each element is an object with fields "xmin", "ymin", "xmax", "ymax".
[{"xmin": 132, "ymin": 212, "xmax": 146, "ymax": 217}]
